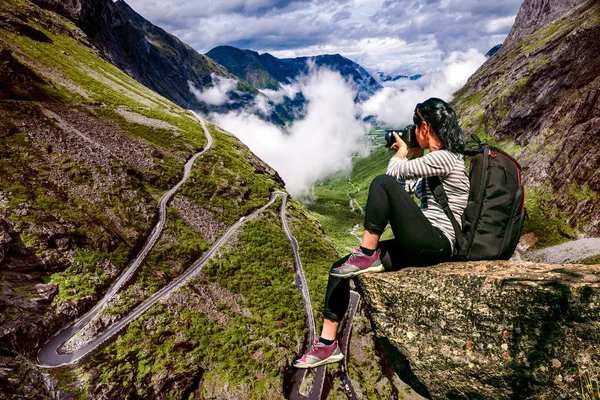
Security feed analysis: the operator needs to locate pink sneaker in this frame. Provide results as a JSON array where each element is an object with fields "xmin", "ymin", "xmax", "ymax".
[
  {"xmin": 329, "ymin": 248, "xmax": 383, "ymax": 278},
  {"xmin": 293, "ymin": 339, "xmax": 344, "ymax": 369}
]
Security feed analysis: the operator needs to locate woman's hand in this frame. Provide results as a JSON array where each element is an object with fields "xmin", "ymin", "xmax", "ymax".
[
  {"xmin": 391, "ymin": 131, "xmax": 409, "ymax": 159},
  {"xmin": 391, "ymin": 131, "xmax": 423, "ymax": 159}
]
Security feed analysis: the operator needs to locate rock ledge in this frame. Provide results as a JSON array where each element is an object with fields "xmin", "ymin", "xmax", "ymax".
[{"xmin": 357, "ymin": 261, "xmax": 600, "ymax": 399}]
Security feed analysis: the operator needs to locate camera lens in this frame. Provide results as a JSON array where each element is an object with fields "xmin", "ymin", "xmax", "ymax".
[
  {"xmin": 384, "ymin": 130, "xmax": 395, "ymax": 148},
  {"xmin": 385, "ymin": 126, "xmax": 419, "ymax": 148}
]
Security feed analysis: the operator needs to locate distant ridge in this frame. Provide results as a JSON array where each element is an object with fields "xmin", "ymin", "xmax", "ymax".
[
  {"xmin": 206, "ymin": 45, "xmax": 382, "ymax": 101},
  {"xmin": 376, "ymin": 72, "xmax": 423, "ymax": 82},
  {"xmin": 485, "ymin": 44, "xmax": 503, "ymax": 57}
]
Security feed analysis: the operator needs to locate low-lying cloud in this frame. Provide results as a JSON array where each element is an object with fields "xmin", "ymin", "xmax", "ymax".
[
  {"xmin": 194, "ymin": 49, "xmax": 487, "ymax": 199},
  {"xmin": 361, "ymin": 49, "xmax": 487, "ymax": 127},
  {"xmin": 189, "ymin": 74, "xmax": 238, "ymax": 105},
  {"xmin": 211, "ymin": 66, "xmax": 370, "ymax": 199}
]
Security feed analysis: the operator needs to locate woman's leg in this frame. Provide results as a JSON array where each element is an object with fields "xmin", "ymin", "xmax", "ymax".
[
  {"xmin": 361, "ymin": 230, "xmax": 380, "ymax": 251},
  {"xmin": 323, "ymin": 254, "xmax": 351, "ymax": 325},
  {"xmin": 295, "ymin": 175, "xmax": 451, "ymax": 368},
  {"xmin": 366, "ymin": 175, "xmax": 452, "ymax": 268},
  {"xmin": 321, "ymin": 319, "xmax": 338, "ymax": 341},
  {"xmin": 293, "ymin": 256, "xmax": 350, "ymax": 368},
  {"xmin": 330, "ymin": 175, "xmax": 427, "ymax": 277},
  {"xmin": 363, "ymin": 175, "xmax": 425, "ymax": 238}
]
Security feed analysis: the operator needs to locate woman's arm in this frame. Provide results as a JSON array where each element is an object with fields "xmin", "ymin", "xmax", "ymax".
[{"xmin": 387, "ymin": 150, "xmax": 457, "ymax": 180}]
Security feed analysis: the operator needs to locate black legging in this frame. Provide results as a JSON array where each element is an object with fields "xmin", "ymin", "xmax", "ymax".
[{"xmin": 323, "ymin": 174, "xmax": 452, "ymax": 322}]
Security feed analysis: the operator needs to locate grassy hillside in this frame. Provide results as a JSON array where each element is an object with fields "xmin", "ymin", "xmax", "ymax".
[
  {"xmin": 306, "ymin": 137, "xmax": 396, "ymax": 255},
  {"xmin": 0, "ymin": 1, "xmax": 410, "ymax": 398}
]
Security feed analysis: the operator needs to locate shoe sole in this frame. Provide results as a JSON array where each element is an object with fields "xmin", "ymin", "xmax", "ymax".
[
  {"xmin": 293, "ymin": 353, "xmax": 345, "ymax": 369},
  {"xmin": 329, "ymin": 264, "xmax": 385, "ymax": 278}
]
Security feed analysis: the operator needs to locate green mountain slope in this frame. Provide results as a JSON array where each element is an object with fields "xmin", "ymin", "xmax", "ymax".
[
  {"xmin": 0, "ymin": 0, "xmax": 408, "ymax": 398},
  {"xmin": 307, "ymin": 141, "xmax": 395, "ymax": 255},
  {"xmin": 206, "ymin": 45, "xmax": 281, "ymax": 90}
]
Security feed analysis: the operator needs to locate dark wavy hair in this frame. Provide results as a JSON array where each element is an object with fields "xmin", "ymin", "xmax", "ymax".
[{"xmin": 412, "ymin": 97, "xmax": 464, "ymax": 154}]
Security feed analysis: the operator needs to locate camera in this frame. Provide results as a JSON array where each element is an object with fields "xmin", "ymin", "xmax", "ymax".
[{"xmin": 384, "ymin": 125, "xmax": 419, "ymax": 148}]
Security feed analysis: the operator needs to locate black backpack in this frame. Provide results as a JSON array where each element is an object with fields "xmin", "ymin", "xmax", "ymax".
[{"xmin": 429, "ymin": 135, "xmax": 526, "ymax": 261}]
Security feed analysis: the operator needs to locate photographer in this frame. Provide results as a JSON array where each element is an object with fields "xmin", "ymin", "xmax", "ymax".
[{"xmin": 294, "ymin": 97, "xmax": 470, "ymax": 369}]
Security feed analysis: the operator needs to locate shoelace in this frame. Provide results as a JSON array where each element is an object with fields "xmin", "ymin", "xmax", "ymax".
[
  {"xmin": 333, "ymin": 251, "xmax": 363, "ymax": 270},
  {"xmin": 306, "ymin": 342, "xmax": 323, "ymax": 355},
  {"xmin": 306, "ymin": 340, "xmax": 331, "ymax": 358}
]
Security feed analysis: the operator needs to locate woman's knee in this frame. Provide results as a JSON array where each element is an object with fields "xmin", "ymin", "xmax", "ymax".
[
  {"xmin": 370, "ymin": 174, "xmax": 396, "ymax": 190},
  {"xmin": 372, "ymin": 174, "xmax": 396, "ymax": 185}
]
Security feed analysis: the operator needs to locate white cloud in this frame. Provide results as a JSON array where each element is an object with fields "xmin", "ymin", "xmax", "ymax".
[
  {"xmin": 360, "ymin": 49, "xmax": 487, "ymax": 126},
  {"xmin": 486, "ymin": 16, "xmax": 516, "ymax": 33},
  {"xmin": 207, "ymin": 49, "xmax": 486, "ymax": 198},
  {"xmin": 260, "ymin": 83, "xmax": 300, "ymax": 105},
  {"xmin": 251, "ymin": 93, "xmax": 274, "ymax": 115},
  {"xmin": 440, "ymin": 48, "xmax": 487, "ymax": 87},
  {"xmin": 211, "ymin": 65, "xmax": 370, "ymax": 198},
  {"xmin": 188, "ymin": 74, "xmax": 238, "ymax": 105},
  {"xmin": 125, "ymin": 0, "xmax": 521, "ymax": 77}
]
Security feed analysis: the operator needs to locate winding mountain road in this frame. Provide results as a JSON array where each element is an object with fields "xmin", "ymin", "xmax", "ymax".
[
  {"xmin": 37, "ymin": 111, "xmax": 359, "ymax": 400},
  {"xmin": 38, "ymin": 111, "xmax": 212, "ymax": 367},
  {"xmin": 338, "ymin": 290, "xmax": 360, "ymax": 399}
]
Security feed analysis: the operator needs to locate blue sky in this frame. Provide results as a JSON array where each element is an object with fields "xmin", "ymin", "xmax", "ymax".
[{"xmin": 122, "ymin": 0, "xmax": 523, "ymax": 76}]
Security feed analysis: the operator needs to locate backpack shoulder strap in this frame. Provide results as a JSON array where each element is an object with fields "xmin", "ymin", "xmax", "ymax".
[
  {"xmin": 427, "ymin": 176, "xmax": 464, "ymax": 254},
  {"xmin": 464, "ymin": 134, "xmax": 483, "ymax": 157}
]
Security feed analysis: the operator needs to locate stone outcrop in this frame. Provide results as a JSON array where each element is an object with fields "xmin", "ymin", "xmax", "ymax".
[{"xmin": 357, "ymin": 261, "xmax": 600, "ymax": 399}]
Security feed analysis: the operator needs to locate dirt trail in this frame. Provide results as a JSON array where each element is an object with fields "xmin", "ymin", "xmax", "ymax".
[{"xmin": 523, "ymin": 238, "xmax": 600, "ymax": 264}]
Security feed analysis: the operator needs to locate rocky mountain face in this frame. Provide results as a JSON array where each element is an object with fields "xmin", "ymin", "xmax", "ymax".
[
  {"xmin": 31, "ymin": 0, "xmax": 240, "ymax": 112},
  {"xmin": 0, "ymin": 0, "xmax": 407, "ymax": 398},
  {"xmin": 451, "ymin": 0, "xmax": 600, "ymax": 243},
  {"xmin": 206, "ymin": 45, "xmax": 383, "ymax": 101},
  {"xmin": 358, "ymin": 261, "xmax": 600, "ymax": 399},
  {"xmin": 28, "ymin": 0, "xmax": 300, "ymax": 126},
  {"xmin": 505, "ymin": 0, "xmax": 587, "ymax": 43}
]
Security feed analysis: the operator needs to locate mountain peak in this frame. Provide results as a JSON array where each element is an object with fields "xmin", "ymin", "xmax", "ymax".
[{"xmin": 504, "ymin": 0, "xmax": 589, "ymax": 46}]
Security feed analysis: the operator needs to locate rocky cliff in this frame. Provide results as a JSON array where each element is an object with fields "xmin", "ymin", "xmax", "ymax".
[
  {"xmin": 358, "ymin": 261, "xmax": 600, "ymax": 399},
  {"xmin": 28, "ymin": 0, "xmax": 301, "ymax": 126},
  {"xmin": 504, "ymin": 0, "xmax": 587, "ymax": 43},
  {"xmin": 451, "ymin": 0, "xmax": 600, "ymax": 243}
]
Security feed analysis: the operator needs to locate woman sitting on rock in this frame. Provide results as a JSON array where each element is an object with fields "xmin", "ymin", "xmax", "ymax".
[{"xmin": 294, "ymin": 97, "xmax": 470, "ymax": 368}]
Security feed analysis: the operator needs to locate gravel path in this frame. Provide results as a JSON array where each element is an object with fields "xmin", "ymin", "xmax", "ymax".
[{"xmin": 523, "ymin": 238, "xmax": 600, "ymax": 264}]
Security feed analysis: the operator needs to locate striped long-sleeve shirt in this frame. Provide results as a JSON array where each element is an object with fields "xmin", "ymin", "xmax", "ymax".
[{"xmin": 386, "ymin": 150, "xmax": 470, "ymax": 251}]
